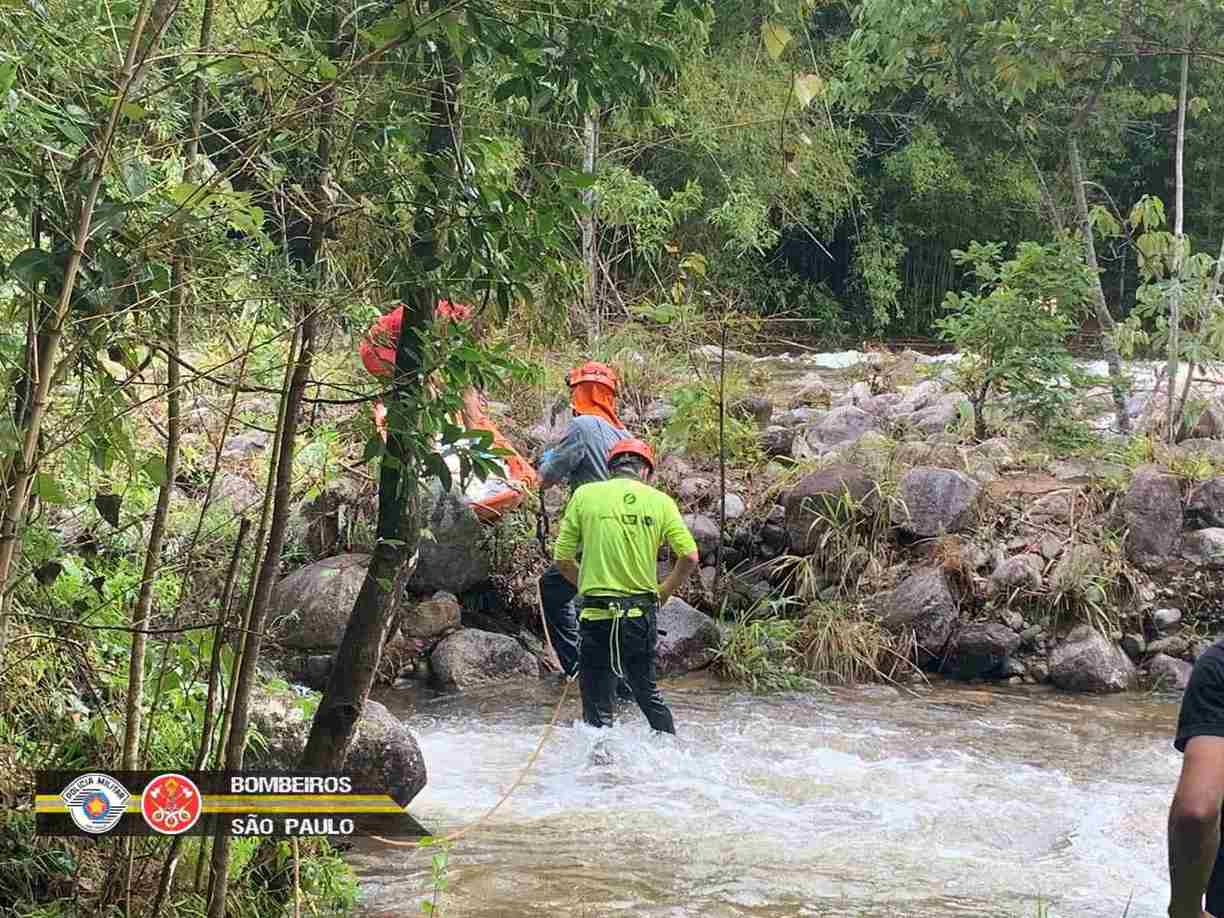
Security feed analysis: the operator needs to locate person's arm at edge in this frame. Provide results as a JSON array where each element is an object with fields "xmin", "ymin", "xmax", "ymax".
[
  {"xmin": 538, "ymin": 418, "xmax": 591, "ymax": 492},
  {"xmin": 557, "ymin": 559, "xmax": 580, "ymax": 587},
  {"xmin": 1170, "ymin": 735, "xmax": 1224, "ymax": 918},
  {"xmin": 553, "ymin": 491, "xmax": 582, "ymax": 587},
  {"xmin": 658, "ymin": 495, "xmax": 699, "ymax": 605},
  {"xmin": 658, "ymin": 550, "xmax": 698, "ymax": 606},
  {"xmin": 1170, "ymin": 655, "xmax": 1224, "ymax": 918}
]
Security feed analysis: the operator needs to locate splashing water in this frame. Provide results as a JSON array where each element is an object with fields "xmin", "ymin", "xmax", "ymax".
[{"xmin": 348, "ymin": 677, "xmax": 1181, "ymax": 917}]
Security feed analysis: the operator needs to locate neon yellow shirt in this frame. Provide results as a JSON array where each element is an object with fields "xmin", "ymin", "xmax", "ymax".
[{"xmin": 553, "ymin": 476, "xmax": 697, "ymax": 618}]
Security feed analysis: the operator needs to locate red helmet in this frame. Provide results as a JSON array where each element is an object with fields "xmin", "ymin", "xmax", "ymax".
[
  {"xmin": 608, "ymin": 438, "xmax": 655, "ymax": 472},
  {"xmin": 566, "ymin": 361, "xmax": 618, "ymax": 395}
]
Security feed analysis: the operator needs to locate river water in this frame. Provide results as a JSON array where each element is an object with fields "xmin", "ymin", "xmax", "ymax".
[{"xmin": 348, "ymin": 675, "xmax": 1182, "ymax": 918}]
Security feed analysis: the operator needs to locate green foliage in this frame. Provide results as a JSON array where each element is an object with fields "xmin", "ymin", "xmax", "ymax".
[
  {"xmin": 1107, "ymin": 194, "xmax": 1224, "ymax": 375},
  {"xmin": 596, "ymin": 168, "xmax": 704, "ymax": 261},
  {"xmin": 662, "ymin": 372, "xmax": 761, "ymax": 464},
  {"xmin": 716, "ymin": 606, "xmax": 816, "ymax": 692},
  {"xmin": 1047, "ymin": 540, "xmax": 1134, "ymax": 638},
  {"xmin": 772, "ymin": 483, "xmax": 894, "ymax": 599},
  {"xmin": 852, "ymin": 223, "xmax": 908, "ymax": 331},
  {"xmin": 418, "ymin": 838, "xmax": 452, "ymax": 915},
  {"xmin": 716, "ymin": 597, "xmax": 909, "ymax": 690},
  {"xmin": 938, "ymin": 240, "xmax": 1092, "ymax": 440},
  {"xmin": 0, "ymin": 812, "xmax": 76, "ymax": 910}
]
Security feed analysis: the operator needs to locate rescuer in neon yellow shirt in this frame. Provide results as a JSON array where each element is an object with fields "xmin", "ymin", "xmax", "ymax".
[{"xmin": 553, "ymin": 438, "xmax": 699, "ymax": 733}]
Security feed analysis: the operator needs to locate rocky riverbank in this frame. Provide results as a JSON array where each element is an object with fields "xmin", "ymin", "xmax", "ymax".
[{"xmin": 260, "ymin": 347, "xmax": 1224, "ymax": 703}]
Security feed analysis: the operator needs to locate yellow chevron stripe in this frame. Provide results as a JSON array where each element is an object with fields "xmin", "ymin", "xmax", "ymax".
[
  {"xmin": 36, "ymin": 802, "xmax": 404, "ymax": 814},
  {"xmin": 36, "ymin": 794, "xmax": 395, "ymax": 801}
]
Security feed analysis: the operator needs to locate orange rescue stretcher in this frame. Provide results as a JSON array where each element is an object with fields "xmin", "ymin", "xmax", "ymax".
[{"xmin": 359, "ymin": 302, "xmax": 538, "ymax": 522}]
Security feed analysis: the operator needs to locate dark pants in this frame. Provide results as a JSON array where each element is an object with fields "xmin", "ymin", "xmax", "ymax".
[
  {"xmin": 539, "ymin": 565, "xmax": 581, "ymax": 676},
  {"xmin": 578, "ymin": 606, "xmax": 675, "ymax": 735}
]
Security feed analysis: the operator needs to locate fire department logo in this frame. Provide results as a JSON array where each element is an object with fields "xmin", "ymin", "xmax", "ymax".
[
  {"xmin": 141, "ymin": 773, "xmax": 202, "ymax": 835},
  {"xmin": 61, "ymin": 773, "xmax": 130, "ymax": 834}
]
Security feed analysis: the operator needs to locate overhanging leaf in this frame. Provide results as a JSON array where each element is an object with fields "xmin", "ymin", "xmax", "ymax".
[
  {"xmin": 34, "ymin": 561, "xmax": 63, "ymax": 587},
  {"xmin": 33, "ymin": 473, "xmax": 67, "ymax": 504},
  {"xmin": 143, "ymin": 456, "xmax": 168, "ymax": 486},
  {"xmin": 7, "ymin": 249, "xmax": 55, "ymax": 289},
  {"xmin": 761, "ymin": 21, "xmax": 793, "ymax": 61},
  {"xmin": 94, "ymin": 492, "xmax": 122, "ymax": 528},
  {"xmin": 793, "ymin": 73, "xmax": 825, "ymax": 108}
]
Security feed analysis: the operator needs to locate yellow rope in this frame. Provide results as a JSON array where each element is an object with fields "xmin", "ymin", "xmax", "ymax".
[
  {"xmin": 370, "ymin": 581, "xmax": 576, "ymax": 849},
  {"xmin": 369, "ymin": 675, "xmax": 574, "ymax": 848}
]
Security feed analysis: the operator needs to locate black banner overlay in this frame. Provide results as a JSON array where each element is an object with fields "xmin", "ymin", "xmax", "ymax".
[{"xmin": 36, "ymin": 771, "xmax": 431, "ymax": 838}]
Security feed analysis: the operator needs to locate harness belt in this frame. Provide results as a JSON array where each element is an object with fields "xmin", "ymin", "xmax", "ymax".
[{"xmin": 579, "ymin": 593, "xmax": 657, "ymax": 621}]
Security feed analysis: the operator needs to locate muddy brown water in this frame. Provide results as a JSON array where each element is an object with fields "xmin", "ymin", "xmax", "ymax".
[{"xmin": 348, "ymin": 674, "xmax": 1181, "ymax": 917}]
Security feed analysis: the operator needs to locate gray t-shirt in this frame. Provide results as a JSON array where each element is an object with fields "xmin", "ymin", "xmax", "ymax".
[{"xmin": 539, "ymin": 415, "xmax": 628, "ymax": 490}]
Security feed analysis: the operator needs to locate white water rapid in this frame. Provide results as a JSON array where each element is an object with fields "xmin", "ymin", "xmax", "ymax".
[{"xmin": 348, "ymin": 676, "xmax": 1181, "ymax": 917}]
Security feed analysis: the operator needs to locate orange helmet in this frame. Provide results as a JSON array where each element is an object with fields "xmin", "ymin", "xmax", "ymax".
[
  {"xmin": 566, "ymin": 361, "xmax": 618, "ymax": 395},
  {"xmin": 608, "ymin": 438, "xmax": 655, "ymax": 472}
]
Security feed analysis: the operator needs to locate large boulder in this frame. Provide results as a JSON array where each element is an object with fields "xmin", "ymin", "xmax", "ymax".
[
  {"xmin": 656, "ymin": 597, "xmax": 720, "ymax": 676},
  {"xmin": 846, "ymin": 381, "xmax": 876, "ymax": 410},
  {"xmin": 271, "ymin": 554, "xmax": 369, "ymax": 651},
  {"xmin": 401, "ymin": 591, "xmax": 463, "ymax": 641},
  {"xmin": 1049, "ymin": 625, "xmax": 1138, "ymax": 693},
  {"xmin": 410, "ymin": 485, "xmax": 492, "ymax": 594},
  {"xmin": 888, "ymin": 380, "xmax": 943, "ymax": 418},
  {"xmin": 1153, "ymin": 608, "xmax": 1183, "ymax": 634},
  {"xmin": 1149, "ymin": 653, "xmax": 1194, "ymax": 691},
  {"xmin": 908, "ymin": 393, "xmax": 969, "ymax": 437},
  {"xmin": 944, "ymin": 623, "xmax": 1021, "ymax": 680},
  {"xmin": 678, "ymin": 478, "xmax": 712, "ymax": 502},
  {"xmin": 1182, "ymin": 529, "xmax": 1224, "ymax": 569},
  {"xmin": 810, "ymin": 406, "xmax": 878, "ymax": 447},
  {"xmin": 1186, "ymin": 478, "xmax": 1224, "ymax": 530},
  {"xmin": 787, "ymin": 376, "xmax": 832, "ymax": 409},
  {"xmin": 249, "ymin": 689, "xmax": 426, "ymax": 806},
  {"xmin": 683, "ymin": 514, "xmax": 722, "ymax": 560},
  {"xmin": 429, "ymin": 629, "xmax": 538, "ymax": 692},
  {"xmin": 222, "ymin": 430, "xmax": 270, "ymax": 457},
  {"xmin": 760, "ymin": 426, "xmax": 796, "ymax": 458},
  {"xmin": 291, "ymin": 481, "xmax": 373, "ymax": 559},
  {"xmin": 732, "ymin": 396, "xmax": 774, "ymax": 428},
  {"xmin": 974, "ymin": 437, "xmax": 1016, "ymax": 466},
  {"xmin": 213, "ymin": 473, "xmax": 261, "ymax": 514},
  {"xmin": 898, "ymin": 467, "xmax": 981, "ymax": 537},
  {"xmin": 720, "ymin": 494, "xmax": 747, "ymax": 521},
  {"xmin": 783, "ymin": 464, "xmax": 879, "ymax": 554},
  {"xmin": 876, "ymin": 569, "xmax": 959, "ymax": 667},
  {"xmin": 1120, "ymin": 466, "xmax": 1183, "ymax": 568}
]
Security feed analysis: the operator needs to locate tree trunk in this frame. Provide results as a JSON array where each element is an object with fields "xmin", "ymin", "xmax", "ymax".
[
  {"xmin": 119, "ymin": 270, "xmax": 182, "ymax": 769},
  {"xmin": 1068, "ymin": 132, "xmax": 1131, "ymax": 434},
  {"xmin": 1165, "ymin": 38, "xmax": 1189, "ymax": 443},
  {"xmin": 581, "ymin": 110, "xmax": 599, "ymax": 340},
  {"xmin": 206, "ymin": 317, "xmax": 317, "ymax": 918},
  {"xmin": 300, "ymin": 7, "xmax": 461, "ymax": 774}
]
